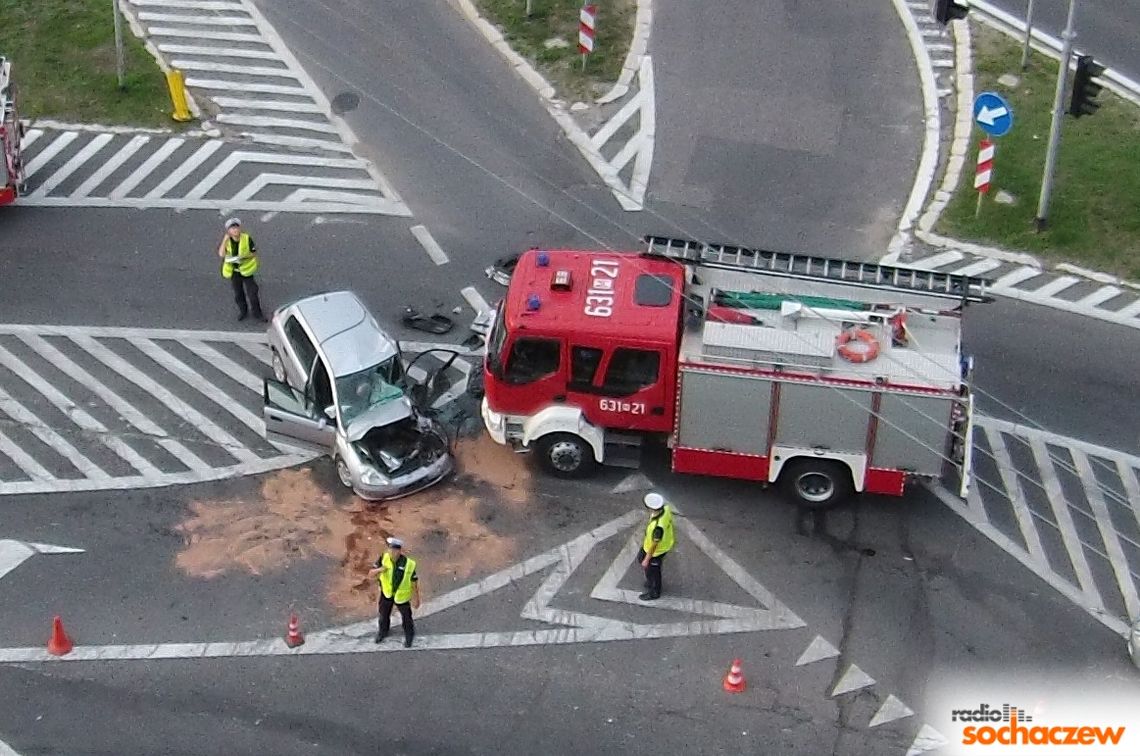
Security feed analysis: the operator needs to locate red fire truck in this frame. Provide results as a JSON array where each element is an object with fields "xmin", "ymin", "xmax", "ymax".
[
  {"xmin": 0, "ymin": 56, "xmax": 26, "ymax": 207},
  {"xmin": 480, "ymin": 236, "xmax": 990, "ymax": 508}
]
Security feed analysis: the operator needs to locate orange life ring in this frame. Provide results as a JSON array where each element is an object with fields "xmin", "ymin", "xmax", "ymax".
[{"xmin": 836, "ymin": 328, "xmax": 880, "ymax": 363}]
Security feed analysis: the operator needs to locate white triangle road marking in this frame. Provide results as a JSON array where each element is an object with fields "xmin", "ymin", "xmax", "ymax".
[
  {"xmin": 0, "ymin": 540, "xmax": 85, "ymax": 582},
  {"xmin": 611, "ymin": 472, "xmax": 654, "ymax": 494},
  {"xmin": 869, "ymin": 694, "xmax": 915, "ymax": 727},
  {"xmin": 795, "ymin": 634, "xmax": 840, "ymax": 666},
  {"xmin": 831, "ymin": 664, "xmax": 876, "ymax": 696},
  {"xmin": 906, "ymin": 724, "xmax": 949, "ymax": 756}
]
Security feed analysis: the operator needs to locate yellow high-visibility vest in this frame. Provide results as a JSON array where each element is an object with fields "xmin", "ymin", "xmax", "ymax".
[
  {"xmin": 220, "ymin": 233, "xmax": 258, "ymax": 278},
  {"xmin": 643, "ymin": 506, "xmax": 674, "ymax": 555},
  {"xmin": 377, "ymin": 552, "xmax": 417, "ymax": 603}
]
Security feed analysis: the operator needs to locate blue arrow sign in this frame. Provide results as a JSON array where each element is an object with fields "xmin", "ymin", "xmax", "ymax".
[{"xmin": 973, "ymin": 92, "xmax": 1014, "ymax": 137}]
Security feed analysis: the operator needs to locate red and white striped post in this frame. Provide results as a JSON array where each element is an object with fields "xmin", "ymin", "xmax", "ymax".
[
  {"xmin": 579, "ymin": 4, "xmax": 597, "ymax": 71},
  {"xmin": 974, "ymin": 138, "xmax": 994, "ymax": 218}
]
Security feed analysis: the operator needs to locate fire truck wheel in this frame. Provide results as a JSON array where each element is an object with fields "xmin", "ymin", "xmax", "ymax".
[
  {"xmin": 779, "ymin": 459, "xmax": 853, "ymax": 509},
  {"xmin": 536, "ymin": 433, "xmax": 596, "ymax": 478}
]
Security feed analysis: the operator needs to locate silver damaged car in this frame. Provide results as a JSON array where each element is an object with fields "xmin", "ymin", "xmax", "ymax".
[{"xmin": 262, "ymin": 290, "xmax": 454, "ymax": 500}]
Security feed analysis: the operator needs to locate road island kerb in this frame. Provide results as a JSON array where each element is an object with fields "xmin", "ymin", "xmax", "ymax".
[{"xmin": 885, "ymin": 5, "xmax": 1140, "ymax": 331}]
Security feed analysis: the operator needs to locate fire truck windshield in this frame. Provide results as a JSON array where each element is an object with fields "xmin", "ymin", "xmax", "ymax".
[{"xmin": 486, "ymin": 305, "xmax": 508, "ymax": 377}]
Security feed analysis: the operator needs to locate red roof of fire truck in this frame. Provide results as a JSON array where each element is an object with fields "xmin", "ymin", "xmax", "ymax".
[
  {"xmin": 1, "ymin": 56, "xmax": 25, "ymax": 206},
  {"xmin": 481, "ymin": 237, "xmax": 990, "ymax": 508}
]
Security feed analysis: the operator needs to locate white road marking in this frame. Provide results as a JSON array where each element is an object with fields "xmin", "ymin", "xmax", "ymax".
[
  {"xmin": 869, "ymin": 695, "xmax": 915, "ymax": 727},
  {"xmin": 241, "ymin": 133, "xmax": 351, "ymax": 153},
  {"xmin": 989, "ymin": 266, "xmax": 1041, "ymax": 291},
  {"xmin": 170, "ymin": 61, "xmax": 297, "ymax": 79},
  {"xmin": 0, "ymin": 736, "xmax": 20, "ymax": 755},
  {"xmin": 177, "ymin": 340, "xmax": 262, "ymax": 392},
  {"xmin": 590, "ymin": 90, "xmax": 642, "ymax": 150},
  {"xmin": 147, "ymin": 27, "xmax": 263, "ymax": 43},
  {"xmin": 0, "ymin": 344, "xmax": 160, "ymax": 477},
  {"xmin": 214, "ymin": 114, "xmax": 337, "ymax": 133},
  {"xmin": 831, "ymin": 664, "xmax": 876, "ymax": 696},
  {"xmin": 23, "ymin": 131, "xmax": 79, "ymax": 178},
  {"xmin": 461, "ymin": 286, "xmax": 492, "ymax": 316},
  {"xmin": 1073, "ymin": 451, "xmax": 1140, "ymax": 621},
  {"xmin": 144, "ymin": 140, "xmax": 224, "ymax": 199},
  {"xmin": 31, "ymin": 133, "xmax": 114, "ymax": 196},
  {"xmin": 1028, "ymin": 436, "xmax": 1104, "ymax": 609},
  {"xmin": 72, "ymin": 334, "xmax": 260, "ymax": 464},
  {"xmin": 949, "ymin": 258, "xmax": 1001, "ymax": 277},
  {"xmin": 795, "ymin": 635, "xmax": 840, "ymax": 666},
  {"xmin": 0, "ymin": 386, "xmax": 110, "ymax": 479},
  {"xmin": 610, "ymin": 472, "xmax": 653, "ymax": 494},
  {"xmin": 157, "ymin": 44, "xmax": 280, "ymax": 60},
  {"xmin": 1114, "ymin": 299, "xmax": 1140, "ymax": 319},
  {"xmin": 208, "ymin": 95, "xmax": 322, "ymax": 111},
  {"xmin": 409, "ymin": 225, "xmax": 449, "ymax": 266},
  {"xmin": 1075, "ymin": 286, "xmax": 1121, "ymax": 308},
  {"xmin": 231, "ymin": 174, "xmax": 376, "ymax": 203},
  {"xmin": 109, "ymin": 138, "xmax": 185, "ymax": 199},
  {"xmin": 907, "ymin": 250, "xmax": 963, "ymax": 270},
  {"xmin": 0, "ymin": 430, "xmax": 55, "ymax": 481},
  {"xmin": 1029, "ymin": 275, "xmax": 1080, "ymax": 298},
  {"xmin": 183, "ymin": 78, "xmax": 305, "ymax": 95},
  {"xmin": 19, "ymin": 128, "xmax": 43, "ymax": 150},
  {"xmin": 73, "ymin": 135, "xmax": 150, "ymax": 198},
  {"xmin": 0, "ymin": 540, "xmax": 84, "ymax": 582},
  {"xmin": 906, "ymin": 724, "xmax": 949, "ymax": 756},
  {"xmin": 17, "ymin": 334, "xmax": 210, "ymax": 471},
  {"xmin": 126, "ymin": 337, "xmax": 265, "ymax": 438},
  {"xmin": 984, "ymin": 425, "xmax": 1048, "ymax": 566},
  {"xmin": 137, "ymin": 12, "xmax": 256, "ymax": 26},
  {"xmin": 132, "ymin": 0, "xmax": 244, "ymax": 8}
]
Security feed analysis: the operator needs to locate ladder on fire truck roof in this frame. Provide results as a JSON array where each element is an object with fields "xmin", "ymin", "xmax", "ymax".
[{"xmin": 642, "ymin": 235, "xmax": 992, "ymax": 304}]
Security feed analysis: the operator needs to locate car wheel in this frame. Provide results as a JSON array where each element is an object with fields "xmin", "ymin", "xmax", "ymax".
[
  {"xmin": 271, "ymin": 349, "xmax": 286, "ymax": 383},
  {"xmin": 334, "ymin": 456, "xmax": 354, "ymax": 489},
  {"xmin": 778, "ymin": 459, "xmax": 853, "ymax": 510},
  {"xmin": 536, "ymin": 433, "xmax": 597, "ymax": 478}
]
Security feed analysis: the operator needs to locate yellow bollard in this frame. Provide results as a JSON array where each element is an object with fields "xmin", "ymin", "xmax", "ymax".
[{"xmin": 166, "ymin": 69, "xmax": 193, "ymax": 123}]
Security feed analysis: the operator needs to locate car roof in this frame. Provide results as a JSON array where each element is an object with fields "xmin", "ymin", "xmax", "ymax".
[{"xmin": 290, "ymin": 291, "xmax": 398, "ymax": 377}]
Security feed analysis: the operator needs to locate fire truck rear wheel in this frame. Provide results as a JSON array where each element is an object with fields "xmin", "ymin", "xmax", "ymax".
[
  {"xmin": 780, "ymin": 459, "xmax": 853, "ymax": 509},
  {"xmin": 536, "ymin": 433, "xmax": 596, "ymax": 478}
]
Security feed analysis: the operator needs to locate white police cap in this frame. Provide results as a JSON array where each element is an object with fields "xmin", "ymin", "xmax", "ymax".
[
  {"xmin": 643, "ymin": 492, "xmax": 665, "ymax": 510},
  {"xmin": 386, "ymin": 536, "xmax": 403, "ymax": 548},
  {"xmin": 224, "ymin": 217, "xmax": 241, "ymax": 229}
]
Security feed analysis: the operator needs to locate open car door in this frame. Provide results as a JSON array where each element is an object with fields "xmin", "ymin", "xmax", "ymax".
[{"xmin": 263, "ymin": 378, "xmax": 336, "ymax": 452}]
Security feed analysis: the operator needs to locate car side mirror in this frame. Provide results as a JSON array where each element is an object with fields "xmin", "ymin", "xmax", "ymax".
[{"xmin": 323, "ymin": 405, "xmax": 336, "ymax": 420}]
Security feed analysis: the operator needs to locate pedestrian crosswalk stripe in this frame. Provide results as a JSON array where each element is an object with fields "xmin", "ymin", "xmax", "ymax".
[
  {"xmin": 149, "ymin": 27, "xmax": 263, "ymax": 43},
  {"xmin": 18, "ymin": 334, "xmax": 210, "ymax": 471},
  {"xmin": 74, "ymin": 135, "xmax": 150, "ymax": 198},
  {"xmin": 109, "ymin": 138, "xmax": 185, "ymax": 199},
  {"xmin": 157, "ymin": 45, "xmax": 281, "ymax": 60},
  {"xmin": 143, "ymin": 139, "xmax": 224, "ymax": 199},
  {"xmin": 72, "ymin": 334, "xmax": 261, "ymax": 464},
  {"xmin": 0, "ymin": 430, "xmax": 55, "ymax": 482},
  {"xmin": 32, "ymin": 133, "xmax": 114, "ymax": 197},
  {"xmin": 179, "ymin": 340, "xmax": 262, "ymax": 393},
  {"xmin": 0, "ymin": 344, "xmax": 161, "ymax": 478},
  {"xmin": 24, "ymin": 132, "xmax": 78, "ymax": 177},
  {"xmin": 1074, "ymin": 453, "xmax": 1140, "ymax": 621},
  {"xmin": 983, "ymin": 424, "xmax": 1048, "ymax": 566},
  {"xmin": 138, "ymin": 12, "xmax": 256, "ymax": 26},
  {"xmin": 0, "ymin": 385, "xmax": 111, "ymax": 480},
  {"xmin": 171, "ymin": 61, "xmax": 298, "ymax": 78}
]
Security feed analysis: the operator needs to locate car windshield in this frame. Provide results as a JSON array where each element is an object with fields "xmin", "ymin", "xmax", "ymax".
[{"xmin": 335, "ymin": 357, "xmax": 405, "ymax": 425}]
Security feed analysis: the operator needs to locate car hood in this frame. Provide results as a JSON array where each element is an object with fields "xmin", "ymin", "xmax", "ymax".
[{"xmin": 344, "ymin": 398, "xmax": 414, "ymax": 441}]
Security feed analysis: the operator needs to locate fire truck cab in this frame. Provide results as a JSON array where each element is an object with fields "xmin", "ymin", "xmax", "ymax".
[
  {"xmin": 481, "ymin": 237, "xmax": 989, "ymax": 508},
  {"xmin": 0, "ymin": 56, "xmax": 26, "ymax": 207}
]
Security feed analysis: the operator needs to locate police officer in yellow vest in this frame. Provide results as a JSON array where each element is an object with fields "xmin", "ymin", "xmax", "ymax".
[
  {"xmin": 216, "ymin": 217, "xmax": 265, "ymax": 322},
  {"xmin": 638, "ymin": 492, "xmax": 675, "ymax": 601},
  {"xmin": 367, "ymin": 536, "xmax": 420, "ymax": 647}
]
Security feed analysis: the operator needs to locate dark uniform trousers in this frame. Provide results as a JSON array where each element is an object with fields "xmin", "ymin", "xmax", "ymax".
[
  {"xmin": 230, "ymin": 270, "xmax": 264, "ymax": 319},
  {"xmin": 378, "ymin": 594, "xmax": 415, "ymax": 644},
  {"xmin": 636, "ymin": 548, "xmax": 666, "ymax": 598}
]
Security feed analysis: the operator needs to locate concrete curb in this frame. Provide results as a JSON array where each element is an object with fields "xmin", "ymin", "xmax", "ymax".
[
  {"xmin": 596, "ymin": 0, "xmax": 653, "ymax": 105},
  {"xmin": 886, "ymin": 0, "xmax": 943, "ymax": 255},
  {"xmin": 450, "ymin": 0, "xmax": 653, "ymax": 210}
]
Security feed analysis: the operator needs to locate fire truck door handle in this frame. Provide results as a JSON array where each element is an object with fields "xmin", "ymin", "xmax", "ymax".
[
  {"xmin": 553, "ymin": 394, "xmax": 566, "ymax": 402},
  {"xmin": 651, "ymin": 406, "xmax": 665, "ymax": 415}
]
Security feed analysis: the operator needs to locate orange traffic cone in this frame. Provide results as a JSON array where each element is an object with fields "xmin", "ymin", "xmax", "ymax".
[
  {"xmin": 47, "ymin": 615, "xmax": 73, "ymax": 656},
  {"xmin": 723, "ymin": 658, "xmax": 746, "ymax": 693},
  {"xmin": 285, "ymin": 614, "xmax": 304, "ymax": 648}
]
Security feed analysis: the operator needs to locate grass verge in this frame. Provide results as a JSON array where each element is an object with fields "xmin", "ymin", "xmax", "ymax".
[
  {"xmin": 473, "ymin": 0, "xmax": 634, "ymax": 101},
  {"xmin": 0, "ymin": 0, "xmax": 179, "ymax": 127},
  {"xmin": 938, "ymin": 24, "xmax": 1140, "ymax": 280}
]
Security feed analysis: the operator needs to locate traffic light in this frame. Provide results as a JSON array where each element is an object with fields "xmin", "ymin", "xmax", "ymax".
[
  {"xmin": 934, "ymin": 0, "xmax": 969, "ymax": 24},
  {"xmin": 1069, "ymin": 55, "xmax": 1106, "ymax": 118}
]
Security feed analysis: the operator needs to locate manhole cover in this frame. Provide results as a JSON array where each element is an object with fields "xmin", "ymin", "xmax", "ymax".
[{"xmin": 331, "ymin": 91, "xmax": 360, "ymax": 115}]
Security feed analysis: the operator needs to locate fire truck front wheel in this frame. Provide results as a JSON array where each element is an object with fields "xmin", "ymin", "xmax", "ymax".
[
  {"xmin": 779, "ymin": 459, "xmax": 853, "ymax": 509},
  {"xmin": 535, "ymin": 433, "xmax": 597, "ymax": 478}
]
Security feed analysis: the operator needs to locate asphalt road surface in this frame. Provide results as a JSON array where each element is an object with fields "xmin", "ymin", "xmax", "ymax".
[{"xmin": 987, "ymin": 0, "xmax": 1140, "ymax": 81}]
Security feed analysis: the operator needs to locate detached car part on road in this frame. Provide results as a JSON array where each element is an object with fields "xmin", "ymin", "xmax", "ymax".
[{"xmin": 262, "ymin": 290, "xmax": 453, "ymax": 500}]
